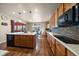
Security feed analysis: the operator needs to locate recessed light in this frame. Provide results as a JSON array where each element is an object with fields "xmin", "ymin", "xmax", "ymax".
[
  {"xmin": 76, "ymin": 5, "xmax": 78, "ymax": 8},
  {"xmin": 35, "ymin": 8, "xmax": 38, "ymax": 12},
  {"xmin": 18, "ymin": 20, "xmax": 22, "ymax": 22},
  {"xmin": 12, "ymin": 12, "xmax": 15, "ymax": 14},
  {"xmin": 23, "ymin": 10, "xmax": 26, "ymax": 13}
]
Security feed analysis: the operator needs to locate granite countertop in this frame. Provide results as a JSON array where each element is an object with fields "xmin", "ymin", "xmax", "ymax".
[
  {"xmin": 47, "ymin": 31, "xmax": 79, "ymax": 56},
  {"xmin": 7, "ymin": 32, "xmax": 36, "ymax": 35}
]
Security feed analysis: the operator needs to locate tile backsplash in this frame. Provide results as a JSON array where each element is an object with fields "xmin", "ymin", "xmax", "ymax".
[{"xmin": 52, "ymin": 25, "xmax": 79, "ymax": 41}]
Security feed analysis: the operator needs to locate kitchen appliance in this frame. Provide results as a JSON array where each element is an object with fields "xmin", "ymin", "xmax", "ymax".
[
  {"xmin": 58, "ymin": 8, "xmax": 73, "ymax": 27},
  {"xmin": 72, "ymin": 4, "xmax": 79, "ymax": 25},
  {"xmin": 58, "ymin": 14, "xmax": 66, "ymax": 27}
]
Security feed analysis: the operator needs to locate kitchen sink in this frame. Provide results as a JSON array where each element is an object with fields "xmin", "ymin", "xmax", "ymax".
[{"xmin": 53, "ymin": 35, "xmax": 79, "ymax": 44}]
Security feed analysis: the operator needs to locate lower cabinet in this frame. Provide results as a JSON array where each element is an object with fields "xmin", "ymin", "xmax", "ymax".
[
  {"xmin": 56, "ymin": 40, "xmax": 66, "ymax": 56},
  {"xmin": 47, "ymin": 33, "xmax": 76, "ymax": 56},
  {"xmin": 47, "ymin": 33, "xmax": 56, "ymax": 55},
  {"xmin": 67, "ymin": 49, "xmax": 76, "ymax": 56},
  {"xmin": 51, "ymin": 37, "xmax": 56, "ymax": 56}
]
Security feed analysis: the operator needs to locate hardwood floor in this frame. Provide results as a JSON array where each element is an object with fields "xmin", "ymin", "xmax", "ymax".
[{"xmin": 0, "ymin": 35, "xmax": 53, "ymax": 56}]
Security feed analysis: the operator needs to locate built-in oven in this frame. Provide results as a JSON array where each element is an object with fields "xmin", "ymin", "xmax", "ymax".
[
  {"xmin": 58, "ymin": 3, "xmax": 79, "ymax": 27},
  {"xmin": 58, "ymin": 8, "xmax": 73, "ymax": 27}
]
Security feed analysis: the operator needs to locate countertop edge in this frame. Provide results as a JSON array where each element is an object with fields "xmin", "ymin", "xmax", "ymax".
[{"xmin": 7, "ymin": 32, "xmax": 36, "ymax": 35}]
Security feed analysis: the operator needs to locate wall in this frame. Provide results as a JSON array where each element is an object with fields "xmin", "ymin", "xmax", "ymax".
[
  {"xmin": 26, "ymin": 22, "xmax": 47, "ymax": 34},
  {"xmin": 0, "ymin": 15, "xmax": 11, "ymax": 43},
  {"xmin": 26, "ymin": 22, "xmax": 31, "ymax": 32}
]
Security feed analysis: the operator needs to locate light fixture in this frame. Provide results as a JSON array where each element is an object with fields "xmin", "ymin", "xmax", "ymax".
[
  {"xmin": 34, "ymin": 8, "xmax": 38, "ymax": 12},
  {"xmin": 29, "ymin": 11, "xmax": 32, "ymax": 14},
  {"xmin": 12, "ymin": 10, "xmax": 26, "ymax": 15},
  {"xmin": 23, "ymin": 10, "xmax": 26, "ymax": 13},
  {"xmin": 12, "ymin": 12, "xmax": 15, "ymax": 14},
  {"xmin": 18, "ymin": 12, "xmax": 21, "ymax": 15},
  {"xmin": 76, "ymin": 5, "xmax": 78, "ymax": 8},
  {"xmin": 18, "ymin": 20, "xmax": 22, "ymax": 22}
]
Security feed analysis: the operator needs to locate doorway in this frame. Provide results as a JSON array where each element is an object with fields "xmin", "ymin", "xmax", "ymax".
[{"xmin": 33, "ymin": 24, "xmax": 42, "ymax": 39}]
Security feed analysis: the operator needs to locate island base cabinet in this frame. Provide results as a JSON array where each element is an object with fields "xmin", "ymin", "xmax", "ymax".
[
  {"xmin": 14, "ymin": 35, "xmax": 36, "ymax": 48},
  {"xmin": 7, "ymin": 35, "xmax": 14, "ymax": 46}
]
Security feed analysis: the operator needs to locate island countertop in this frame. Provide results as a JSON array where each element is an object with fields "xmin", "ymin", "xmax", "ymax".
[{"xmin": 7, "ymin": 32, "xmax": 36, "ymax": 35}]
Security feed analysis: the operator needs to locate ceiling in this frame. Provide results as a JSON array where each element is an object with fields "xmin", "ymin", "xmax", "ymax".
[{"xmin": 0, "ymin": 3, "xmax": 60, "ymax": 22}]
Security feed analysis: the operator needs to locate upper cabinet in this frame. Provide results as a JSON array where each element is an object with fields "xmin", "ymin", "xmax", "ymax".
[
  {"xmin": 54, "ymin": 9, "xmax": 58, "ymax": 27},
  {"xmin": 49, "ymin": 3, "xmax": 76, "ymax": 28},
  {"xmin": 64, "ymin": 3, "xmax": 76, "ymax": 12},
  {"xmin": 58, "ymin": 4, "xmax": 64, "ymax": 17},
  {"xmin": 49, "ymin": 13, "xmax": 55, "ymax": 28}
]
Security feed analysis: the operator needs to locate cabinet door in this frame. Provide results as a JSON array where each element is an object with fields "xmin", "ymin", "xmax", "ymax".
[
  {"xmin": 64, "ymin": 3, "xmax": 76, "ymax": 12},
  {"xmin": 54, "ymin": 9, "xmax": 58, "ymax": 27},
  {"xmin": 25, "ymin": 35, "xmax": 33, "ymax": 48},
  {"xmin": 51, "ymin": 37, "xmax": 56, "ymax": 55},
  {"xmin": 58, "ymin": 4, "xmax": 64, "ymax": 17},
  {"xmin": 49, "ymin": 13, "xmax": 55, "ymax": 28},
  {"xmin": 67, "ymin": 49, "xmax": 76, "ymax": 56},
  {"xmin": 14, "ymin": 35, "xmax": 36, "ymax": 48},
  {"xmin": 7, "ymin": 35, "xmax": 14, "ymax": 46},
  {"xmin": 47, "ymin": 34, "xmax": 51, "ymax": 46},
  {"xmin": 14, "ymin": 35, "xmax": 22, "ymax": 46},
  {"xmin": 56, "ymin": 40, "xmax": 66, "ymax": 56},
  {"xmin": 49, "ymin": 35, "xmax": 52, "ymax": 47},
  {"xmin": 47, "ymin": 34, "xmax": 56, "ymax": 55}
]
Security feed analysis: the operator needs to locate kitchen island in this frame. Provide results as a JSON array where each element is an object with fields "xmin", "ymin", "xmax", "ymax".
[{"xmin": 7, "ymin": 32, "xmax": 36, "ymax": 49}]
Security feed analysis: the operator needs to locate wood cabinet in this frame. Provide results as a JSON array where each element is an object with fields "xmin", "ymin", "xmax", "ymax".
[
  {"xmin": 49, "ymin": 3, "xmax": 76, "ymax": 28},
  {"xmin": 14, "ymin": 35, "xmax": 36, "ymax": 48},
  {"xmin": 58, "ymin": 4, "xmax": 64, "ymax": 17},
  {"xmin": 54, "ymin": 9, "xmax": 58, "ymax": 27},
  {"xmin": 47, "ymin": 33, "xmax": 56, "ymax": 55},
  {"xmin": 64, "ymin": 3, "xmax": 76, "ymax": 12},
  {"xmin": 47, "ymin": 33, "xmax": 52, "ymax": 47},
  {"xmin": 67, "ymin": 49, "xmax": 76, "ymax": 56},
  {"xmin": 51, "ymin": 36, "xmax": 56, "ymax": 55},
  {"xmin": 47, "ymin": 32, "xmax": 76, "ymax": 56},
  {"xmin": 56, "ymin": 40, "xmax": 66, "ymax": 56},
  {"xmin": 49, "ymin": 12, "xmax": 55, "ymax": 28}
]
